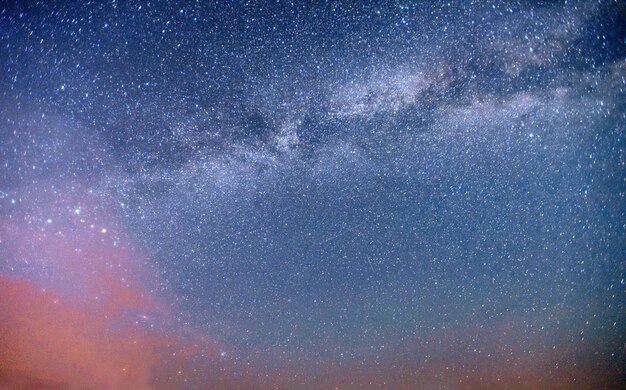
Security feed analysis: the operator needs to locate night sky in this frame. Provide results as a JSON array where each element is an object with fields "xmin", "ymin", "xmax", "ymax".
[{"xmin": 1, "ymin": 1, "xmax": 625, "ymax": 389}]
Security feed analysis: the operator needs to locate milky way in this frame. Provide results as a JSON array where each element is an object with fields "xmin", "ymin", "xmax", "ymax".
[{"xmin": 1, "ymin": 1, "xmax": 625, "ymax": 389}]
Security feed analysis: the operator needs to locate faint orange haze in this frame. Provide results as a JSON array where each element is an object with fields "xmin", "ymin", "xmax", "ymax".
[
  {"xmin": 0, "ymin": 188, "xmax": 202, "ymax": 389},
  {"xmin": 0, "ymin": 275, "xmax": 165, "ymax": 389}
]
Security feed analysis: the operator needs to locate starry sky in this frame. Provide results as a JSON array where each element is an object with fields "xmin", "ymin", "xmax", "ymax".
[{"xmin": 1, "ymin": 1, "xmax": 625, "ymax": 389}]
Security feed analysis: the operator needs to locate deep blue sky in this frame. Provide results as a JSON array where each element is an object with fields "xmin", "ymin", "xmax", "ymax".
[{"xmin": 1, "ymin": 1, "xmax": 624, "ymax": 388}]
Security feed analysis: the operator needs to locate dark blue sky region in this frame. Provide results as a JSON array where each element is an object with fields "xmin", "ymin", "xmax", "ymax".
[{"xmin": 1, "ymin": 1, "xmax": 625, "ymax": 389}]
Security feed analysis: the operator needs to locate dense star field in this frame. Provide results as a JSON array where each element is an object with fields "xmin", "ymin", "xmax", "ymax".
[{"xmin": 1, "ymin": 1, "xmax": 625, "ymax": 389}]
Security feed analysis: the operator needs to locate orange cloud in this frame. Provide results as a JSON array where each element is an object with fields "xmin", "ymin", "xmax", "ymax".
[
  {"xmin": 0, "ymin": 275, "xmax": 168, "ymax": 389},
  {"xmin": 0, "ymin": 188, "xmax": 209, "ymax": 388}
]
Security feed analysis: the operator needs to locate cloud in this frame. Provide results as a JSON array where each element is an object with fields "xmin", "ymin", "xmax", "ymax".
[
  {"xmin": 0, "ymin": 275, "xmax": 170, "ymax": 389},
  {"xmin": 0, "ymin": 186, "xmax": 221, "ymax": 389}
]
